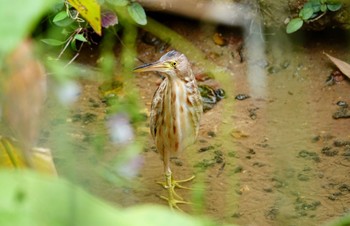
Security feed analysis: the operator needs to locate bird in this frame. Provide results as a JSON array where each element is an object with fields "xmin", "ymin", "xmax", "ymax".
[{"xmin": 133, "ymin": 50, "xmax": 203, "ymax": 210}]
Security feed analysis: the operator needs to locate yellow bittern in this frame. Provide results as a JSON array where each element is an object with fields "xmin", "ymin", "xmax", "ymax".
[{"xmin": 134, "ymin": 50, "xmax": 203, "ymax": 210}]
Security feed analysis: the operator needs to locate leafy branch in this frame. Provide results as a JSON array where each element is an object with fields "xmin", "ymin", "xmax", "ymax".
[
  {"xmin": 286, "ymin": 0, "xmax": 342, "ymax": 33},
  {"xmin": 41, "ymin": 0, "xmax": 147, "ymax": 64}
]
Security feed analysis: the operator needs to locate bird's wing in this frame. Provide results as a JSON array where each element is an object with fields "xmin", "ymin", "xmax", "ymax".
[
  {"xmin": 150, "ymin": 80, "xmax": 167, "ymax": 139},
  {"xmin": 190, "ymin": 87, "xmax": 203, "ymax": 138}
]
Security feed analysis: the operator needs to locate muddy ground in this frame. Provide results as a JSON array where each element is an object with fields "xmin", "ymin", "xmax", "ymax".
[{"xmin": 42, "ymin": 13, "xmax": 350, "ymax": 226}]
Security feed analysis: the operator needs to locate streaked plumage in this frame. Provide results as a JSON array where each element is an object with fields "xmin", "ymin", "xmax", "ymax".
[
  {"xmin": 134, "ymin": 50, "xmax": 202, "ymax": 210},
  {"xmin": 150, "ymin": 54, "xmax": 202, "ymax": 159}
]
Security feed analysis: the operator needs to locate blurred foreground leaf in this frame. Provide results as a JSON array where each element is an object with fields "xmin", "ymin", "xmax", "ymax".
[
  {"xmin": 0, "ymin": 0, "xmax": 55, "ymax": 63},
  {"xmin": 326, "ymin": 214, "xmax": 350, "ymax": 226},
  {"xmin": 0, "ymin": 137, "xmax": 57, "ymax": 175},
  {"xmin": 0, "ymin": 170, "xmax": 234, "ymax": 226},
  {"xmin": 127, "ymin": 2, "xmax": 147, "ymax": 25},
  {"xmin": 41, "ymin": 39, "xmax": 66, "ymax": 46}
]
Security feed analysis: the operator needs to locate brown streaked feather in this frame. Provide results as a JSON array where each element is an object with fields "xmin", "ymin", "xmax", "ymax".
[
  {"xmin": 150, "ymin": 80, "xmax": 167, "ymax": 138},
  {"xmin": 145, "ymin": 51, "xmax": 203, "ymax": 161}
]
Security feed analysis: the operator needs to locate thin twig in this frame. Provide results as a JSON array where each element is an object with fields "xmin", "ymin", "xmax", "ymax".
[
  {"xmin": 64, "ymin": 52, "xmax": 80, "ymax": 68},
  {"xmin": 57, "ymin": 27, "xmax": 82, "ymax": 60},
  {"xmin": 308, "ymin": 11, "xmax": 327, "ymax": 23},
  {"xmin": 64, "ymin": 37, "xmax": 85, "ymax": 68}
]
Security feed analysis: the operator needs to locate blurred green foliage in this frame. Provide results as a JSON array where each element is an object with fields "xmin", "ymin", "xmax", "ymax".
[
  {"xmin": 0, "ymin": 170, "xmax": 228, "ymax": 226},
  {"xmin": 0, "ymin": 0, "xmax": 54, "ymax": 64}
]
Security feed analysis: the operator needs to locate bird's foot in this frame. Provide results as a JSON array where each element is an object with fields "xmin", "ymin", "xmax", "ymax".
[
  {"xmin": 172, "ymin": 175, "xmax": 195, "ymax": 189},
  {"xmin": 157, "ymin": 174, "xmax": 195, "ymax": 211},
  {"xmin": 157, "ymin": 175, "xmax": 195, "ymax": 190},
  {"xmin": 159, "ymin": 194, "xmax": 192, "ymax": 211},
  {"xmin": 159, "ymin": 184, "xmax": 193, "ymax": 211}
]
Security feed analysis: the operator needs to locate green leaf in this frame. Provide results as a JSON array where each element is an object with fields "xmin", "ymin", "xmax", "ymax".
[
  {"xmin": 107, "ymin": 0, "xmax": 128, "ymax": 6},
  {"xmin": 320, "ymin": 4, "xmax": 328, "ymax": 12},
  {"xmin": 41, "ymin": 39, "xmax": 65, "ymax": 46},
  {"xmin": 304, "ymin": 1, "xmax": 321, "ymax": 13},
  {"xmin": 127, "ymin": 2, "xmax": 147, "ymax": 25},
  {"xmin": 70, "ymin": 38, "xmax": 77, "ymax": 51},
  {"xmin": 0, "ymin": 0, "xmax": 55, "ymax": 63},
  {"xmin": 299, "ymin": 7, "xmax": 314, "ymax": 20},
  {"xmin": 286, "ymin": 18, "xmax": 303, "ymax": 34},
  {"xmin": 74, "ymin": 33, "xmax": 88, "ymax": 42},
  {"xmin": 327, "ymin": 3, "xmax": 342, "ymax": 11},
  {"xmin": 53, "ymin": 16, "xmax": 75, "ymax": 27},
  {"xmin": 53, "ymin": 11, "xmax": 68, "ymax": 23}
]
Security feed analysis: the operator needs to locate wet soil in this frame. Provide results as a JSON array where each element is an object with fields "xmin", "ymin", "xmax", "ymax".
[{"xmin": 42, "ymin": 15, "xmax": 350, "ymax": 226}]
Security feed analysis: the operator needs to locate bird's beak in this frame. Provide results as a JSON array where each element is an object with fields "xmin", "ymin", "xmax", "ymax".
[{"xmin": 133, "ymin": 61, "xmax": 169, "ymax": 73}]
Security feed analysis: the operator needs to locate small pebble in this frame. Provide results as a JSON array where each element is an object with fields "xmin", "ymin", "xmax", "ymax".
[
  {"xmin": 207, "ymin": 131, "xmax": 216, "ymax": 137},
  {"xmin": 235, "ymin": 94, "xmax": 250, "ymax": 100},
  {"xmin": 337, "ymin": 101, "xmax": 348, "ymax": 108}
]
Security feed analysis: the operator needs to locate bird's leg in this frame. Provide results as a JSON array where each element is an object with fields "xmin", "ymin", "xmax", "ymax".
[
  {"xmin": 157, "ymin": 173, "xmax": 195, "ymax": 190},
  {"xmin": 157, "ymin": 158, "xmax": 195, "ymax": 190},
  {"xmin": 158, "ymin": 161, "xmax": 192, "ymax": 210}
]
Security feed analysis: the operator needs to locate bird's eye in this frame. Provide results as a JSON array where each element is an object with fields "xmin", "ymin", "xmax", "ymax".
[{"xmin": 171, "ymin": 62, "xmax": 177, "ymax": 67}]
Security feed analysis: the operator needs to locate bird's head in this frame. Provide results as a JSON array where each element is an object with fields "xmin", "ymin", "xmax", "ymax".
[{"xmin": 133, "ymin": 50, "xmax": 193, "ymax": 81}]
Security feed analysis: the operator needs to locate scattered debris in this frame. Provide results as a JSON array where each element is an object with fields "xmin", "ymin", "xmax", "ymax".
[
  {"xmin": 297, "ymin": 150, "xmax": 320, "ymax": 162},
  {"xmin": 231, "ymin": 129, "xmax": 249, "ymax": 139},
  {"xmin": 332, "ymin": 102, "xmax": 350, "ymax": 119},
  {"xmin": 280, "ymin": 60, "xmax": 291, "ymax": 69},
  {"xmin": 295, "ymin": 197, "xmax": 321, "ymax": 216},
  {"xmin": 324, "ymin": 53, "xmax": 350, "ymax": 79},
  {"xmin": 171, "ymin": 158, "xmax": 183, "ymax": 166},
  {"xmin": 326, "ymin": 70, "xmax": 346, "ymax": 86},
  {"xmin": 248, "ymin": 107, "xmax": 259, "ymax": 120},
  {"xmin": 265, "ymin": 206, "xmax": 279, "ymax": 220},
  {"xmin": 72, "ymin": 112, "xmax": 98, "ymax": 124},
  {"xmin": 216, "ymin": 162, "xmax": 225, "ymax": 177},
  {"xmin": 231, "ymin": 212, "xmax": 242, "ymax": 218},
  {"xmin": 333, "ymin": 140, "xmax": 350, "ymax": 147},
  {"xmin": 198, "ymin": 145, "xmax": 215, "ymax": 153},
  {"xmin": 141, "ymin": 32, "xmax": 169, "ymax": 52},
  {"xmin": 336, "ymin": 101, "xmax": 348, "ymax": 108},
  {"xmin": 193, "ymin": 159, "xmax": 216, "ymax": 169},
  {"xmin": 199, "ymin": 85, "xmax": 226, "ymax": 112},
  {"xmin": 195, "ymin": 73, "xmax": 212, "ymax": 81},
  {"xmin": 195, "ymin": 148, "xmax": 225, "ymax": 171},
  {"xmin": 233, "ymin": 165, "xmax": 243, "ymax": 174},
  {"xmin": 297, "ymin": 173, "xmax": 309, "ymax": 181},
  {"xmin": 267, "ymin": 65, "xmax": 281, "ymax": 74},
  {"xmin": 235, "ymin": 93, "xmax": 250, "ymax": 100},
  {"xmin": 236, "ymin": 43, "xmax": 244, "ymax": 63},
  {"xmin": 207, "ymin": 131, "xmax": 216, "ymax": 137},
  {"xmin": 213, "ymin": 150, "xmax": 224, "ymax": 163},
  {"xmin": 321, "ymin": 146, "xmax": 338, "ymax": 156},
  {"xmin": 213, "ymin": 32, "xmax": 227, "ymax": 46},
  {"xmin": 98, "ymin": 79, "xmax": 124, "ymax": 102}
]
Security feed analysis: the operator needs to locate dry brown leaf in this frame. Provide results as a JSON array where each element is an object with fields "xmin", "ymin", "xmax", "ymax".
[
  {"xmin": 324, "ymin": 52, "xmax": 350, "ymax": 79},
  {"xmin": 231, "ymin": 129, "xmax": 249, "ymax": 139}
]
